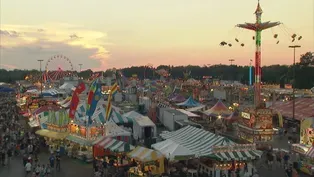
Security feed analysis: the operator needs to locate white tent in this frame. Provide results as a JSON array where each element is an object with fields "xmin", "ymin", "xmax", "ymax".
[
  {"xmin": 152, "ymin": 139, "xmax": 195, "ymax": 161},
  {"xmin": 59, "ymin": 83, "xmax": 75, "ymax": 90},
  {"xmin": 123, "ymin": 111, "xmax": 142, "ymax": 119},
  {"xmin": 104, "ymin": 121, "xmax": 131, "ymax": 137},
  {"xmin": 61, "ymin": 100, "xmax": 71, "ymax": 108}
]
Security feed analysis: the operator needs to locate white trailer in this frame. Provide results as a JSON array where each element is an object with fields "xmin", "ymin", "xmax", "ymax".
[
  {"xmin": 162, "ymin": 109, "xmax": 188, "ymax": 131},
  {"xmin": 132, "ymin": 116, "xmax": 157, "ymax": 140}
]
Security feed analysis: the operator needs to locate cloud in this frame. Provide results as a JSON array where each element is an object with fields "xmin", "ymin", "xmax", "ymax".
[
  {"xmin": 0, "ymin": 23, "xmax": 110, "ymax": 71},
  {"xmin": 0, "ymin": 30, "xmax": 21, "ymax": 37},
  {"xmin": 0, "ymin": 64, "xmax": 18, "ymax": 70}
]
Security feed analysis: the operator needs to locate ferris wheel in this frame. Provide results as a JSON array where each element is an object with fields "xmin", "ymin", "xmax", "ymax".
[{"xmin": 43, "ymin": 55, "xmax": 76, "ymax": 83}]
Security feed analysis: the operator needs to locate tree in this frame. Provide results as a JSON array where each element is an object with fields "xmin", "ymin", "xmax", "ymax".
[{"xmin": 300, "ymin": 52, "xmax": 314, "ymax": 66}]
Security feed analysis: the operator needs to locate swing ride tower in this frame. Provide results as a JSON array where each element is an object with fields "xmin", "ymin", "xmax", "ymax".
[{"xmin": 236, "ymin": 1, "xmax": 280, "ymax": 107}]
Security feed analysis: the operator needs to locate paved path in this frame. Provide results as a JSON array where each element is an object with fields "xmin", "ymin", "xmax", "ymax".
[{"xmin": 0, "ymin": 152, "xmax": 93, "ymax": 177}]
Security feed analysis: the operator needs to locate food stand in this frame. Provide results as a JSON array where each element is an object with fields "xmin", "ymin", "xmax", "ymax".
[{"xmin": 127, "ymin": 146, "xmax": 165, "ymax": 176}]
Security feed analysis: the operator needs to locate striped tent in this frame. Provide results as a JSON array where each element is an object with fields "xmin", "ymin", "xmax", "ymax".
[
  {"xmin": 128, "ymin": 146, "xmax": 164, "ymax": 162},
  {"xmin": 93, "ymin": 137, "xmax": 134, "ymax": 153},
  {"xmin": 92, "ymin": 105, "xmax": 133, "ymax": 124},
  {"xmin": 160, "ymin": 126, "xmax": 262, "ymax": 160},
  {"xmin": 213, "ymin": 149, "xmax": 262, "ymax": 161},
  {"xmin": 160, "ymin": 126, "xmax": 234, "ymax": 157}
]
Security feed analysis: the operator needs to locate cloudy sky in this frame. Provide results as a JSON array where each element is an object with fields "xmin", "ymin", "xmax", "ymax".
[{"xmin": 0, "ymin": 0, "xmax": 313, "ymax": 71}]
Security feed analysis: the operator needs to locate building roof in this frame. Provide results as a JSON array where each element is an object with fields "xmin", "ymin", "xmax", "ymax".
[
  {"xmin": 271, "ymin": 98, "xmax": 314, "ymax": 120},
  {"xmin": 164, "ymin": 109, "xmax": 186, "ymax": 116}
]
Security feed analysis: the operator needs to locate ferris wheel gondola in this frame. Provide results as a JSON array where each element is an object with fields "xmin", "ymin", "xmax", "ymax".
[{"xmin": 43, "ymin": 55, "xmax": 76, "ymax": 83}]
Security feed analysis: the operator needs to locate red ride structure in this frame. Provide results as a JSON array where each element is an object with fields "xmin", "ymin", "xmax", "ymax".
[{"xmin": 236, "ymin": 0, "xmax": 280, "ymax": 107}]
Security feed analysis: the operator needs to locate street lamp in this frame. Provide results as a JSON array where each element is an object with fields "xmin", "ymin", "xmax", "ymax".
[
  {"xmin": 229, "ymin": 59, "xmax": 235, "ymax": 65},
  {"xmin": 78, "ymin": 64, "xmax": 83, "ymax": 72},
  {"xmin": 288, "ymin": 45, "xmax": 301, "ymax": 120},
  {"xmin": 37, "ymin": 59, "xmax": 44, "ymax": 96}
]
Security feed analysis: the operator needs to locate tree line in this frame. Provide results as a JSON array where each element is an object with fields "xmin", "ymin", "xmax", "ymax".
[{"xmin": 1, "ymin": 52, "xmax": 313, "ymax": 89}]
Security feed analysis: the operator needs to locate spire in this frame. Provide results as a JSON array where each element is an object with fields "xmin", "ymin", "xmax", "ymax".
[{"xmin": 254, "ymin": 0, "xmax": 263, "ymax": 14}]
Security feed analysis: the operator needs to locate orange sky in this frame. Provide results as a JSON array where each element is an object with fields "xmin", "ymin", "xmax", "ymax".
[{"xmin": 0, "ymin": 0, "xmax": 313, "ymax": 71}]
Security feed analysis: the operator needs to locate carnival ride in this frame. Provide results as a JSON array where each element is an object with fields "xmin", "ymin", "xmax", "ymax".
[
  {"xmin": 25, "ymin": 55, "xmax": 77, "ymax": 84},
  {"xmin": 183, "ymin": 70, "xmax": 191, "ymax": 81},
  {"xmin": 43, "ymin": 55, "xmax": 77, "ymax": 83},
  {"xmin": 155, "ymin": 68, "xmax": 170, "ymax": 79},
  {"xmin": 144, "ymin": 63, "xmax": 154, "ymax": 79},
  {"xmin": 220, "ymin": 0, "xmax": 302, "ymax": 107}
]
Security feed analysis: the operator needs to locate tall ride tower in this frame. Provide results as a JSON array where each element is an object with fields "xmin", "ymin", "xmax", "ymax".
[{"xmin": 237, "ymin": 1, "xmax": 280, "ymax": 107}]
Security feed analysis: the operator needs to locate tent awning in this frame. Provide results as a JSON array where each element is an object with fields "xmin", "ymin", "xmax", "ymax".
[
  {"xmin": 152, "ymin": 139, "xmax": 195, "ymax": 161},
  {"xmin": 128, "ymin": 146, "xmax": 164, "ymax": 162},
  {"xmin": 35, "ymin": 129, "xmax": 68, "ymax": 139},
  {"xmin": 160, "ymin": 125, "xmax": 234, "ymax": 157},
  {"xmin": 212, "ymin": 150, "xmax": 262, "ymax": 161},
  {"xmin": 66, "ymin": 134, "xmax": 93, "ymax": 146},
  {"xmin": 93, "ymin": 137, "xmax": 134, "ymax": 153}
]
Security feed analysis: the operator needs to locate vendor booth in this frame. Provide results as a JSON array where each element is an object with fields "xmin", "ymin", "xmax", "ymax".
[
  {"xmin": 237, "ymin": 108, "xmax": 274, "ymax": 143},
  {"xmin": 92, "ymin": 121, "xmax": 132, "ymax": 157},
  {"xmin": 35, "ymin": 110, "xmax": 70, "ymax": 154},
  {"xmin": 128, "ymin": 146, "xmax": 165, "ymax": 176}
]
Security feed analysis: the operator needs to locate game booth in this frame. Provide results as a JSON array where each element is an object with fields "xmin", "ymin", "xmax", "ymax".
[
  {"xmin": 127, "ymin": 146, "xmax": 165, "ymax": 177},
  {"xmin": 198, "ymin": 144, "xmax": 262, "ymax": 177},
  {"xmin": 237, "ymin": 108, "xmax": 274, "ymax": 146},
  {"xmin": 92, "ymin": 121, "xmax": 133, "ymax": 157},
  {"xmin": 290, "ymin": 118, "xmax": 314, "ymax": 175},
  {"xmin": 66, "ymin": 116, "xmax": 103, "ymax": 162}
]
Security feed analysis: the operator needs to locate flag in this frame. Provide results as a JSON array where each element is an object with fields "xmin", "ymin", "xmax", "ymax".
[
  {"xmin": 105, "ymin": 94, "xmax": 113, "ymax": 121},
  {"xmin": 86, "ymin": 79, "xmax": 102, "ymax": 124},
  {"xmin": 110, "ymin": 83, "xmax": 118, "ymax": 96},
  {"xmin": 105, "ymin": 83, "xmax": 118, "ymax": 121},
  {"xmin": 69, "ymin": 82, "xmax": 86, "ymax": 119}
]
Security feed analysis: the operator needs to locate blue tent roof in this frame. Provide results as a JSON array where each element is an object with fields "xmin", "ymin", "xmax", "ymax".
[
  {"xmin": 0, "ymin": 87, "xmax": 15, "ymax": 93},
  {"xmin": 176, "ymin": 96, "xmax": 201, "ymax": 107}
]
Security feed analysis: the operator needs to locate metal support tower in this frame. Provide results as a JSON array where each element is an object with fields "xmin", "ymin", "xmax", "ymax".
[
  {"xmin": 289, "ymin": 45, "xmax": 301, "ymax": 120},
  {"xmin": 249, "ymin": 59, "xmax": 253, "ymax": 85},
  {"xmin": 236, "ymin": 0, "xmax": 280, "ymax": 107},
  {"xmin": 37, "ymin": 59, "xmax": 44, "ymax": 96}
]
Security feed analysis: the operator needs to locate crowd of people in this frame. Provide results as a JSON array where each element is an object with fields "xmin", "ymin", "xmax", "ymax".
[{"xmin": 0, "ymin": 93, "xmax": 61, "ymax": 177}]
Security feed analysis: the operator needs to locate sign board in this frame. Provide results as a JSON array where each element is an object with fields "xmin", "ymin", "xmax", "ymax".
[
  {"xmin": 212, "ymin": 144, "xmax": 256, "ymax": 153},
  {"xmin": 241, "ymin": 112, "xmax": 250, "ymax": 119},
  {"xmin": 256, "ymin": 109, "xmax": 272, "ymax": 115}
]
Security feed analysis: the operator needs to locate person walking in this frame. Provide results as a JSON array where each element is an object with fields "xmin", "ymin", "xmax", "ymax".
[
  {"xmin": 56, "ymin": 152, "xmax": 61, "ymax": 171},
  {"xmin": 49, "ymin": 153, "xmax": 55, "ymax": 169},
  {"xmin": 25, "ymin": 160, "xmax": 32, "ymax": 177}
]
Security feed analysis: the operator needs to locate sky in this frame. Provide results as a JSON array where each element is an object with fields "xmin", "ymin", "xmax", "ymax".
[{"xmin": 0, "ymin": 0, "xmax": 313, "ymax": 71}]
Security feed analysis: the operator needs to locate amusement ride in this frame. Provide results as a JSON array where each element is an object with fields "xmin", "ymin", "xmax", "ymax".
[{"xmin": 25, "ymin": 55, "xmax": 77, "ymax": 86}]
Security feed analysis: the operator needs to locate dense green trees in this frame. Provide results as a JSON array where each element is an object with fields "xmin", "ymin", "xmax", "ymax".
[{"xmin": 1, "ymin": 52, "xmax": 313, "ymax": 89}]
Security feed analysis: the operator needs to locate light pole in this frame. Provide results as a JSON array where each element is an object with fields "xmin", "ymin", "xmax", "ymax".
[
  {"xmin": 289, "ymin": 45, "xmax": 301, "ymax": 120},
  {"xmin": 229, "ymin": 59, "xmax": 235, "ymax": 65},
  {"xmin": 79, "ymin": 64, "xmax": 82, "ymax": 72},
  {"xmin": 37, "ymin": 59, "xmax": 44, "ymax": 96},
  {"xmin": 249, "ymin": 59, "xmax": 253, "ymax": 85}
]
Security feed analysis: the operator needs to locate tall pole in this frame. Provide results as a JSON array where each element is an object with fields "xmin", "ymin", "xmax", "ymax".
[
  {"xmin": 249, "ymin": 59, "xmax": 253, "ymax": 85},
  {"xmin": 289, "ymin": 45, "xmax": 301, "ymax": 120},
  {"xmin": 79, "ymin": 64, "xmax": 82, "ymax": 72},
  {"xmin": 38, "ymin": 59, "xmax": 44, "ymax": 96},
  {"xmin": 237, "ymin": 0, "xmax": 280, "ymax": 107},
  {"xmin": 229, "ymin": 59, "xmax": 235, "ymax": 65}
]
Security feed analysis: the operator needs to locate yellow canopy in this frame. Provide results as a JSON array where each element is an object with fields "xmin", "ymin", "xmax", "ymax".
[
  {"xmin": 128, "ymin": 146, "xmax": 163, "ymax": 162},
  {"xmin": 35, "ymin": 129, "xmax": 69, "ymax": 139}
]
